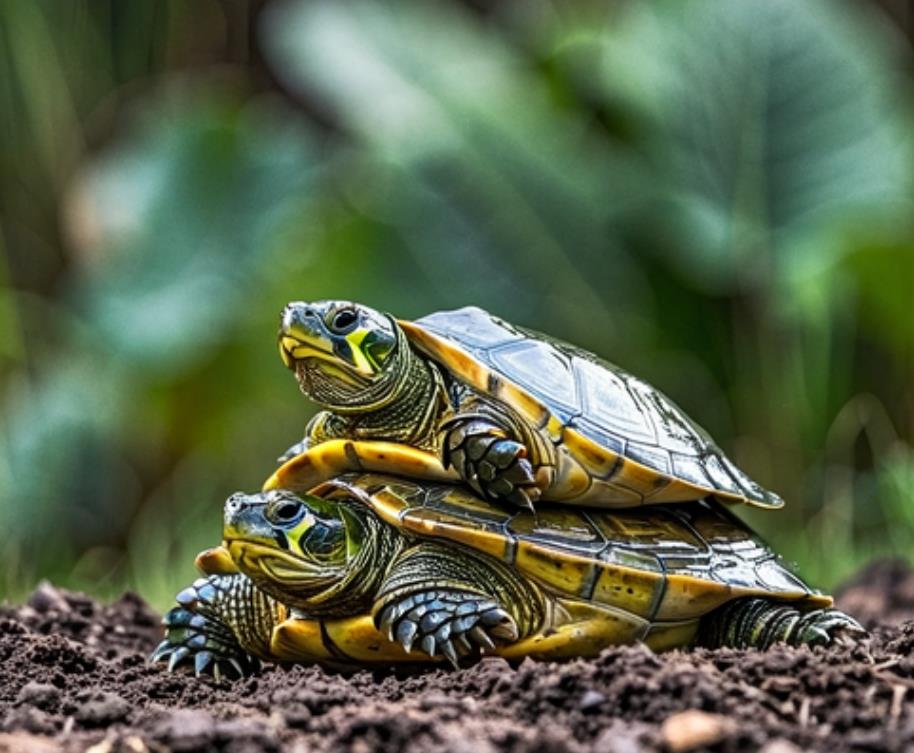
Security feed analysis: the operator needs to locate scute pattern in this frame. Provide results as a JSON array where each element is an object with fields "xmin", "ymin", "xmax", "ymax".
[
  {"xmin": 418, "ymin": 307, "xmax": 522, "ymax": 350},
  {"xmin": 372, "ymin": 475, "xmax": 819, "ymax": 606},
  {"xmin": 413, "ymin": 306, "xmax": 781, "ymax": 508},
  {"xmin": 491, "ymin": 340, "xmax": 578, "ymax": 422},
  {"xmin": 568, "ymin": 416, "xmax": 627, "ymax": 457},
  {"xmin": 573, "ymin": 358, "xmax": 658, "ymax": 446}
]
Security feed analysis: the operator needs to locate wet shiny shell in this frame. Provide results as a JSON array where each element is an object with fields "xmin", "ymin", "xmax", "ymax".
[
  {"xmin": 400, "ymin": 307, "xmax": 782, "ymax": 509},
  {"xmin": 316, "ymin": 474, "xmax": 829, "ymax": 624}
]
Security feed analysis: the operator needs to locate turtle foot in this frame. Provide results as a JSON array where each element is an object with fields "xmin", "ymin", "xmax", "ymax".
[
  {"xmin": 374, "ymin": 589, "xmax": 519, "ymax": 668},
  {"xmin": 696, "ymin": 598, "xmax": 867, "ymax": 650},
  {"xmin": 441, "ymin": 418, "xmax": 539, "ymax": 511},
  {"xmin": 791, "ymin": 608, "xmax": 867, "ymax": 648},
  {"xmin": 150, "ymin": 577, "xmax": 260, "ymax": 680}
]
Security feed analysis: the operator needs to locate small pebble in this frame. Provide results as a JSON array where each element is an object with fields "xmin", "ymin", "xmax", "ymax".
[
  {"xmin": 660, "ymin": 709, "xmax": 733, "ymax": 753},
  {"xmin": 759, "ymin": 740, "xmax": 804, "ymax": 753},
  {"xmin": 580, "ymin": 690, "xmax": 607, "ymax": 712}
]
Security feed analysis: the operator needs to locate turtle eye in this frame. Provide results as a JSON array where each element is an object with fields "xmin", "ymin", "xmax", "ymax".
[
  {"xmin": 328, "ymin": 307, "xmax": 358, "ymax": 334},
  {"xmin": 267, "ymin": 499, "xmax": 305, "ymax": 527}
]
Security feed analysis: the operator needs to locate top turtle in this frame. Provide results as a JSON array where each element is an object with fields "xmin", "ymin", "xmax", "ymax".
[{"xmin": 276, "ymin": 301, "xmax": 783, "ymax": 511}]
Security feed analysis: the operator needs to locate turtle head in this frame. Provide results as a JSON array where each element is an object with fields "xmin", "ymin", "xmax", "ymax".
[
  {"xmin": 222, "ymin": 489, "xmax": 393, "ymax": 614},
  {"xmin": 224, "ymin": 489, "xmax": 355, "ymax": 608},
  {"xmin": 278, "ymin": 301, "xmax": 405, "ymax": 409}
]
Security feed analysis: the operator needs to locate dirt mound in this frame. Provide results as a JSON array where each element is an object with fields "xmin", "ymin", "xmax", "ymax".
[{"xmin": 0, "ymin": 561, "xmax": 913, "ymax": 752}]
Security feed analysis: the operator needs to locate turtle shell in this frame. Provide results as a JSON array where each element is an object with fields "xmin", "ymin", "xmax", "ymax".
[
  {"xmin": 400, "ymin": 306, "xmax": 782, "ymax": 509},
  {"xmin": 313, "ymin": 473, "xmax": 828, "ymax": 630}
]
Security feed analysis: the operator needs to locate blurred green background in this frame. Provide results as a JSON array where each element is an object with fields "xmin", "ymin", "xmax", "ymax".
[{"xmin": 1, "ymin": 0, "xmax": 912, "ymax": 610}]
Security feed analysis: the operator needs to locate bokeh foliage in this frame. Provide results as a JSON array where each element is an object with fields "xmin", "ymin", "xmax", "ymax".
[{"xmin": 0, "ymin": 0, "xmax": 912, "ymax": 609}]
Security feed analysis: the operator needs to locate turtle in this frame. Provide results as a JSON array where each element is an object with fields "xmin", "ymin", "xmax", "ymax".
[
  {"xmin": 151, "ymin": 472, "xmax": 861, "ymax": 676},
  {"xmin": 273, "ymin": 301, "xmax": 784, "ymax": 512}
]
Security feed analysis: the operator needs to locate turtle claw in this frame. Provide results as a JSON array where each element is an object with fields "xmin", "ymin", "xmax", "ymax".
[
  {"xmin": 440, "ymin": 640, "xmax": 460, "ymax": 669},
  {"xmin": 152, "ymin": 606, "xmax": 259, "ymax": 680},
  {"xmin": 794, "ymin": 609, "xmax": 866, "ymax": 647},
  {"xmin": 482, "ymin": 607, "xmax": 519, "ymax": 642},
  {"xmin": 194, "ymin": 650, "xmax": 214, "ymax": 676},
  {"xmin": 396, "ymin": 619, "xmax": 418, "ymax": 653},
  {"xmin": 151, "ymin": 578, "xmax": 261, "ymax": 680},
  {"xmin": 698, "ymin": 599, "xmax": 867, "ymax": 649},
  {"xmin": 470, "ymin": 626, "xmax": 496, "ymax": 651},
  {"xmin": 228, "ymin": 658, "xmax": 246, "ymax": 678},
  {"xmin": 441, "ymin": 418, "xmax": 540, "ymax": 511},
  {"xmin": 150, "ymin": 640, "xmax": 174, "ymax": 664},
  {"xmin": 167, "ymin": 647, "xmax": 190, "ymax": 672},
  {"xmin": 375, "ymin": 588, "xmax": 518, "ymax": 666}
]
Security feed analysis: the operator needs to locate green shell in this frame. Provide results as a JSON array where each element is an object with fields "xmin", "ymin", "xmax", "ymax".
[
  {"xmin": 317, "ymin": 473, "xmax": 828, "ymax": 624},
  {"xmin": 404, "ymin": 306, "xmax": 783, "ymax": 509}
]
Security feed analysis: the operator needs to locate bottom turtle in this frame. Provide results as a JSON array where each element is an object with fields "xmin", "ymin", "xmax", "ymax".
[{"xmin": 152, "ymin": 474, "xmax": 862, "ymax": 677}]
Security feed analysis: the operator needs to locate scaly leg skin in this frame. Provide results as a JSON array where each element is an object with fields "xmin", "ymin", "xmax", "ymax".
[
  {"xmin": 278, "ymin": 410, "xmax": 349, "ymax": 463},
  {"xmin": 695, "ymin": 598, "xmax": 866, "ymax": 649},
  {"xmin": 372, "ymin": 543, "xmax": 542, "ymax": 668},
  {"xmin": 150, "ymin": 574, "xmax": 280, "ymax": 680},
  {"xmin": 374, "ymin": 589, "xmax": 519, "ymax": 668},
  {"xmin": 440, "ymin": 415, "xmax": 539, "ymax": 511}
]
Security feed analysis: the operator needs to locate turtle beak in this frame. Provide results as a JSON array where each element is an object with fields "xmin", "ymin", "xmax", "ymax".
[
  {"xmin": 223, "ymin": 492, "xmax": 275, "ymax": 545},
  {"xmin": 278, "ymin": 303, "xmax": 335, "ymax": 369}
]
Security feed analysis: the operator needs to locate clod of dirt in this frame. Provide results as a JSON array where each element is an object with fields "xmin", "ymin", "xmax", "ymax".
[
  {"xmin": 16, "ymin": 683, "xmax": 61, "ymax": 712},
  {"xmin": 0, "ymin": 566, "xmax": 912, "ymax": 752},
  {"xmin": 27, "ymin": 581, "xmax": 71, "ymax": 614},
  {"xmin": 74, "ymin": 691, "xmax": 131, "ymax": 727}
]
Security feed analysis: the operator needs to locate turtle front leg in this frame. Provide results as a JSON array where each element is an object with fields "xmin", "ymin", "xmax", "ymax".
[
  {"xmin": 372, "ymin": 543, "xmax": 544, "ymax": 668},
  {"xmin": 278, "ymin": 410, "xmax": 345, "ymax": 462},
  {"xmin": 151, "ymin": 573, "xmax": 282, "ymax": 679},
  {"xmin": 375, "ymin": 589, "xmax": 518, "ymax": 667},
  {"xmin": 440, "ymin": 414, "xmax": 540, "ymax": 510},
  {"xmin": 695, "ymin": 598, "xmax": 866, "ymax": 649}
]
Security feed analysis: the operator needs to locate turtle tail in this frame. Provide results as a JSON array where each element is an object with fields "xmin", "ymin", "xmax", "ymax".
[{"xmin": 694, "ymin": 597, "xmax": 865, "ymax": 650}]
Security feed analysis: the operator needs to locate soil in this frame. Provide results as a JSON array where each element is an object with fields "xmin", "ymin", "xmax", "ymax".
[{"xmin": 1, "ymin": 562, "xmax": 913, "ymax": 753}]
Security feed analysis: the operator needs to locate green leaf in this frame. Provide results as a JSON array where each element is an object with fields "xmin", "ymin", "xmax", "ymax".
[
  {"xmin": 263, "ymin": 0, "xmax": 651, "ymax": 342},
  {"xmin": 600, "ymin": 0, "xmax": 913, "ymax": 293},
  {"xmin": 68, "ymin": 94, "xmax": 322, "ymax": 374}
]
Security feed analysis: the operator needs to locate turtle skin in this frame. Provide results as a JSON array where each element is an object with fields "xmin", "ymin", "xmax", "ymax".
[
  {"xmin": 275, "ymin": 301, "xmax": 783, "ymax": 512},
  {"xmin": 152, "ymin": 474, "xmax": 861, "ymax": 676}
]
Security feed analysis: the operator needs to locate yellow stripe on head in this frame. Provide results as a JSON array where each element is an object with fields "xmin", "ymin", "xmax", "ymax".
[
  {"xmin": 286, "ymin": 511, "xmax": 317, "ymax": 549},
  {"xmin": 345, "ymin": 329, "xmax": 375, "ymax": 375}
]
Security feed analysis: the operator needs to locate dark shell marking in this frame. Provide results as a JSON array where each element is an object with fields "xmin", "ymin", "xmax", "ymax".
[
  {"xmin": 327, "ymin": 474, "xmax": 825, "ymax": 627},
  {"xmin": 407, "ymin": 306, "xmax": 782, "ymax": 509}
]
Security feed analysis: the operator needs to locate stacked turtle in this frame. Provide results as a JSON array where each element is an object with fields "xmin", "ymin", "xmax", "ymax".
[{"xmin": 152, "ymin": 302, "xmax": 863, "ymax": 678}]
